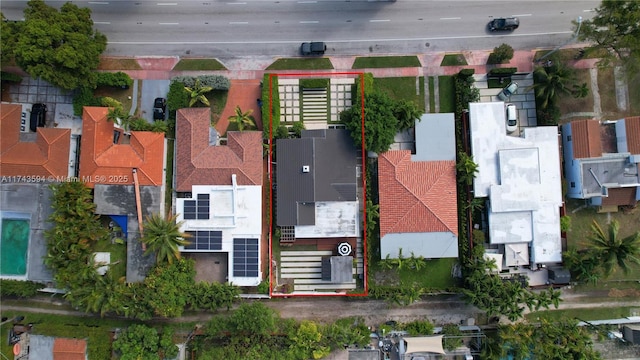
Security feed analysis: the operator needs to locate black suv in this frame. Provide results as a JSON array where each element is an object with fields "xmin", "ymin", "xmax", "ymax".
[
  {"xmin": 300, "ymin": 42, "xmax": 326, "ymax": 56},
  {"xmin": 488, "ymin": 17, "xmax": 519, "ymax": 31},
  {"xmin": 30, "ymin": 103, "xmax": 47, "ymax": 132},
  {"xmin": 153, "ymin": 97, "xmax": 166, "ymax": 120}
]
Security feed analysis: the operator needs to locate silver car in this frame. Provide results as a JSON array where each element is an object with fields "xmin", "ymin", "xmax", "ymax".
[{"xmin": 497, "ymin": 82, "xmax": 518, "ymax": 101}]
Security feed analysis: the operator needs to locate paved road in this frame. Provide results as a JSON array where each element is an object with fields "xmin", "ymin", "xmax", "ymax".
[{"xmin": 1, "ymin": 0, "xmax": 600, "ymax": 56}]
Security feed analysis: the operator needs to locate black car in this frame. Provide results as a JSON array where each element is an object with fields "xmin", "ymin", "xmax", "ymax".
[
  {"xmin": 300, "ymin": 42, "xmax": 326, "ymax": 56},
  {"xmin": 30, "ymin": 103, "xmax": 47, "ymax": 132},
  {"xmin": 488, "ymin": 17, "xmax": 519, "ymax": 31},
  {"xmin": 153, "ymin": 97, "xmax": 166, "ymax": 120}
]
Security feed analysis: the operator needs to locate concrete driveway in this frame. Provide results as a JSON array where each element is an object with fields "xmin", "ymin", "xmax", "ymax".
[{"xmin": 139, "ymin": 80, "xmax": 170, "ymax": 122}]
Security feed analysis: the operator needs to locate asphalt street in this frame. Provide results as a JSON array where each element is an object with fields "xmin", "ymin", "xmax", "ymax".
[{"xmin": 1, "ymin": 0, "xmax": 601, "ymax": 56}]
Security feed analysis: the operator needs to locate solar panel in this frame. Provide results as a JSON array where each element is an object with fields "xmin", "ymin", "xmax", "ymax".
[
  {"xmin": 233, "ymin": 238, "xmax": 259, "ymax": 277},
  {"xmin": 184, "ymin": 230, "xmax": 222, "ymax": 251},
  {"xmin": 182, "ymin": 194, "xmax": 210, "ymax": 220}
]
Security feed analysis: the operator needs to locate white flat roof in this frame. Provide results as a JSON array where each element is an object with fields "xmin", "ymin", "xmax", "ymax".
[
  {"xmin": 469, "ymin": 102, "xmax": 562, "ymax": 264},
  {"xmin": 295, "ymin": 201, "xmax": 359, "ymax": 238}
]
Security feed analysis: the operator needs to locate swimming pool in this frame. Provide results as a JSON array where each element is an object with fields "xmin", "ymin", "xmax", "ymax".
[{"xmin": 0, "ymin": 215, "xmax": 30, "ymax": 277}]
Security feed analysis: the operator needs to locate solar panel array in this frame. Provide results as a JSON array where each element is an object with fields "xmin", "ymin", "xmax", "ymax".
[
  {"xmin": 233, "ymin": 238, "xmax": 259, "ymax": 277},
  {"xmin": 184, "ymin": 230, "xmax": 222, "ymax": 251},
  {"xmin": 183, "ymin": 194, "xmax": 210, "ymax": 220}
]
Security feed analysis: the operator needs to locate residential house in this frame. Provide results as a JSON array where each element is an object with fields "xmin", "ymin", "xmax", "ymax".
[
  {"xmin": 469, "ymin": 102, "xmax": 563, "ymax": 268},
  {"xmin": 378, "ymin": 113, "xmax": 458, "ymax": 259},
  {"xmin": 175, "ymin": 108, "xmax": 263, "ymax": 287},
  {"xmin": 0, "ymin": 103, "xmax": 71, "ymax": 178},
  {"xmin": 17, "ymin": 335, "xmax": 87, "ymax": 360},
  {"xmin": 78, "ymin": 106, "xmax": 165, "ymax": 188},
  {"xmin": 276, "ymin": 129, "xmax": 360, "ymax": 241},
  {"xmin": 561, "ymin": 117, "xmax": 640, "ymax": 208}
]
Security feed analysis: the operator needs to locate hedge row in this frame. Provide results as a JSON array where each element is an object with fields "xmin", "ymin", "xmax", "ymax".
[
  {"xmin": 96, "ymin": 71, "xmax": 132, "ymax": 88},
  {"xmin": 489, "ymin": 67, "xmax": 518, "ymax": 76},
  {"xmin": 261, "ymin": 74, "xmax": 280, "ymax": 140},
  {"xmin": 299, "ymin": 78, "xmax": 329, "ymax": 89},
  {"xmin": 1, "ymin": 71, "xmax": 23, "ymax": 83},
  {"xmin": 0, "ymin": 279, "xmax": 45, "ymax": 297},
  {"xmin": 171, "ymin": 74, "xmax": 230, "ymax": 91}
]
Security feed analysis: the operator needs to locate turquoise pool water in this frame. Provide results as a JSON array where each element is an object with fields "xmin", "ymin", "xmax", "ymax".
[{"xmin": 0, "ymin": 218, "xmax": 30, "ymax": 276}]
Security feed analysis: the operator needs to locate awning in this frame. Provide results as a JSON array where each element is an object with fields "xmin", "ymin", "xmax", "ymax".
[{"xmin": 403, "ymin": 336, "xmax": 445, "ymax": 355}]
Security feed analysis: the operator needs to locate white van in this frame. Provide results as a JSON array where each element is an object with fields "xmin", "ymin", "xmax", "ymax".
[{"xmin": 505, "ymin": 103, "xmax": 518, "ymax": 133}]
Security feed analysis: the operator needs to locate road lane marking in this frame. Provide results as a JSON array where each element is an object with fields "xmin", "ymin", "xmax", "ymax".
[
  {"xmin": 300, "ymin": 21, "xmax": 319, "ymax": 24},
  {"xmin": 94, "ymin": 21, "xmax": 111, "ymax": 24},
  {"xmin": 229, "ymin": 22, "xmax": 249, "ymax": 24},
  {"xmin": 159, "ymin": 22, "xmax": 179, "ymax": 25},
  {"xmin": 511, "ymin": 14, "xmax": 532, "ymax": 17},
  {"xmin": 88, "ymin": 1, "xmax": 109, "ymax": 4},
  {"xmin": 297, "ymin": 1, "xmax": 317, "ymax": 3},
  {"xmin": 227, "ymin": 2, "xmax": 247, "ymax": 4},
  {"xmin": 583, "ymin": 9, "xmax": 594, "ymax": 12},
  {"xmin": 370, "ymin": 19, "xmax": 390, "ymax": 22},
  {"xmin": 439, "ymin": 17, "xmax": 461, "ymax": 20},
  {"xmin": 157, "ymin": 2, "xmax": 178, "ymax": 5}
]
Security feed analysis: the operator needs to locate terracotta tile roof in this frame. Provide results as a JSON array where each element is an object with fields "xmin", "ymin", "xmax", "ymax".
[
  {"xmin": 602, "ymin": 187, "xmax": 637, "ymax": 207},
  {"xmin": 52, "ymin": 338, "xmax": 87, "ymax": 360},
  {"xmin": 0, "ymin": 103, "xmax": 71, "ymax": 178},
  {"xmin": 571, "ymin": 119, "xmax": 602, "ymax": 158},
  {"xmin": 78, "ymin": 107, "xmax": 164, "ymax": 188},
  {"xmin": 378, "ymin": 150, "xmax": 458, "ymax": 238},
  {"xmin": 175, "ymin": 108, "xmax": 262, "ymax": 192},
  {"xmin": 624, "ymin": 116, "xmax": 640, "ymax": 154}
]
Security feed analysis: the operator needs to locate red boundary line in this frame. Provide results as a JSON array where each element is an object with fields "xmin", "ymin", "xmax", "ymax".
[{"xmin": 268, "ymin": 72, "xmax": 368, "ymax": 298}]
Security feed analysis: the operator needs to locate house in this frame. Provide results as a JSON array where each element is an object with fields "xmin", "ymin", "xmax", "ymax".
[
  {"xmin": 16, "ymin": 335, "xmax": 87, "ymax": 360},
  {"xmin": 276, "ymin": 129, "xmax": 359, "ymax": 240},
  {"xmin": 0, "ymin": 103, "xmax": 71, "ymax": 178},
  {"xmin": 175, "ymin": 108, "xmax": 263, "ymax": 287},
  {"xmin": 78, "ymin": 107, "xmax": 165, "ymax": 188},
  {"xmin": 561, "ymin": 117, "xmax": 640, "ymax": 208},
  {"xmin": 378, "ymin": 113, "xmax": 458, "ymax": 259},
  {"xmin": 469, "ymin": 102, "xmax": 563, "ymax": 267}
]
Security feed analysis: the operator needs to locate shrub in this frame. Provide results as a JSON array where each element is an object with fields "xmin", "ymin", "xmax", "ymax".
[
  {"xmin": 458, "ymin": 68, "xmax": 475, "ymax": 77},
  {"xmin": 262, "ymin": 74, "xmax": 281, "ymax": 140},
  {"xmin": 536, "ymin": 102, "xmax": 561, "ymax": 125},
  {"xmin": 1, "ymin": 71, "xmax": 23, "ymax": 83},
  {"xmin": 291, "ymin": 121, "xmax": 305, "ymax": 138},
  {"xmin": 442, "ymin": 324, "xmax": 463, "ymax": 350},
  {"xmin": 95, "ymin": 71, "xmax": 132, "ymax": 88},
  {"xmin": 167, "ymin": 80, "xmax": 190, "ymax": 112},
  {"xmin": 489, "ymin": 67, "xmax": 518, "ymax": 76},
  {"xmin": 400, "ymin": 320, "xmax": 434, "ymax": 336},
  {"xmin": 100, "ymin": 96, "xmax": 123, "ymax": 111},
  {"xmin": 487, "ymin": 43, "xmax": 514, "ymax": 64},
  {"xmin": 299, "ymin": 78, "xmax": 329, "ymax": 89},
  {"xmin": 472, "ymin": 229, "xmax": 485, "ymax": 244},
  {"xmin": 560, "ymin": 215, "xmax": 572, "ymax": 232},
  {"xmin": 72, "ymin": 87, "xmax": 103, "ymax": 116},
  {"xmin": 171, "ymin": 75, "xmax": 230, "ymax": 90},
  {"xmin": 0, "ymin": 279, "xmax": 45, "ymax": 297}
]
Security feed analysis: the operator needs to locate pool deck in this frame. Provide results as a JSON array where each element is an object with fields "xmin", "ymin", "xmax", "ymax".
[{"xmin": 0, "ymin": 183, "xmax": 55, "ymax": 282}]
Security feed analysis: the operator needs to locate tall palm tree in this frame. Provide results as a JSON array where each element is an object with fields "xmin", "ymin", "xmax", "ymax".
[
  {"xmin": 228, "ymin": 106, "xmax": 257, "ymax": 131},
  {"xmin": 107, "ymin": 107, "xmax": 132, "ymax": 134},
  {"xmin": 456, "ymin": 152, "xmax": 479, "ymax": 186},
  {"xmin": 531, "ymin": 63, "xmax": 575, "ymax": 109},
  {"xmin": 184, "ymin": 79, "xmax": 213, "ymax": 107},
  {"xmin": 588, "ymin": 219, "xmax": 640, "ymax": 276},
  {"xmin": 140, "ymin": 213, "xmax": 191, "ymax": 264}
]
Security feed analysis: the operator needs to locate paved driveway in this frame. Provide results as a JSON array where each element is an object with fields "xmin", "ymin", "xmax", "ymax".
[{"xmin": 139, "ymin": 80, "xmax": 170, "ymax": 122}]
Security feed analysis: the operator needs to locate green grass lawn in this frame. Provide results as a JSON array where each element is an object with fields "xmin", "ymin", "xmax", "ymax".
[
  {"xmin": 628, "ymin": 72, "xmax": 640, "ymax": 114},
  {"xmin": 93, "ymin": 86, "xmax": 134, "ymax": 114},
  {"xmin": 172, "ymin": 58, "xmax": 226, "ymax": 71},
  {"xmin": 374, "ymin": 258, "xmax": 458, "ymax": 290},
  {"xmin": 92, "ymin": 237, "xmax": 127, "ymax": 280},
  {"xmin": 375, "ymin": 77, "xmax": 425, "ymax": 112},
  {"xmin": 352, "ymin": 56, "xmax": 421, "ymax": 69},
  {"xmin": 438, "ymin": 76, "xmax": 455, "ymax": 113},
  {"xmin": 597, "ymin": 67, "xmax": 620, "ymax": 116},
  {"xmin": 428, "ymin": 77, "xmax": 435, "ymax": 113},
  {"xmin": 525, "ymin": 306, "xmax": 639, "ymax": 322},
  {"xmin": 207, "ymin": 90, "xmax": 229, "ymax": 126},
  {"xmin": 556, "ymin": 68, "xmax": 594, "ymax": 115},
  {"xmin": 265, "ymin": 58, "xmax": 334, "ymax": 70},
  {"xmin": 487, "ymin": 77, "xmax": 511, "ymax": 89},
  {"xmin": 440, "ymin": 54, "xmax": 468, "ymax": 66}
]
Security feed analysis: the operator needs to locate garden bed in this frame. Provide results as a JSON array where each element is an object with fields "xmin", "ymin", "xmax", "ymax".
[
  {"xmin": 266, "ymin": 58, "xmax": 333, "ymax": 70},
  {"xmin": 352, "ymin": 56, "xmax": 421, "ymax": 69},
  {"xmin": 440, "ymin": 54, "xmax": 468, "ymax": 66},
  {"xmin": 172, "ymin": 58, "xmax": 226, "ymax": 71}
]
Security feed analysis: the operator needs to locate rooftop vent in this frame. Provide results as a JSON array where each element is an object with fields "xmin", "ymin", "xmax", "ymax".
[{"xmin": 302, "ymin": 165, "xmax": 310, "ymax": 173}]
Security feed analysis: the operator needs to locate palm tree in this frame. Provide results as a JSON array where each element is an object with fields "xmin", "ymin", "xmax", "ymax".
[
  {"xmin": 140, "ymin": 213, "xmax": 191, "ymax": 264},
  {"xmin": 228, "ymin": 106, "xmax": 257, "ymax": 131},
  {"xmin": 588, "ymin": 219, "xmax": 640, "ymax": 276},
  {"xmin": 456, "ymin": 152, "xmax": 479, "ymax": 186},
  {"xmin": 184, "ymin": 79, "xmax": 213, "ymax": 107},
  {"xmin": 107, "ymin": 108, "xmax": 133, "ymax": 134},
  {"xmin": 531, "ymin": 63, "xmax": 575, "ymax": 109}
]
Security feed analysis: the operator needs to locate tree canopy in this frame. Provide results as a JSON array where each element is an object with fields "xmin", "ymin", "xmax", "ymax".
[
  {"xmin": 12, "ymin": 0, "xmax": 107, "ymax": 90},
  {"xmin": 578, "ymin": 0, "xmax": 640, "ymax": 76},
  {"xmin": 112, "ymin": 325, "xmax": 178, "ymax": 360}
]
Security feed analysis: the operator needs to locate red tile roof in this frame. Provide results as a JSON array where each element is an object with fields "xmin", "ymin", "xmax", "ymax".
[
  {"xmin": 175, "ymin": 108, "xmax": 262, "ymax": 192},
  {"xmin": 571, "ymin": 119, "xmax": 602, "ymax": 158},
  {"xmin": 52, "ymin": 338, "xmax": 87, "ymax": 360},
  {"xmin": 624, "ymin": 116, "xmax": 640, "ymax": 154},
  {"xmin": 378, "ymin": 150, "xmax": 458, "ymax": 238},
  {"xmin": 0, "ymin": 103, "xmax": 70, "ymax": 178},
  {"xmin": 78, "ymin": 107, "xmax": 164, "ymax": 188}
]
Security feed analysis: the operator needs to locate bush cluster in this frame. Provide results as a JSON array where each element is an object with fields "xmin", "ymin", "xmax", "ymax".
[
  {"xmin": 1, "ymin": 71, "xmax": 23, "ymax": 83},
  {"xmin": 72, "ymin": 87, "xmax": 103, "ymax": 116},
  {"xmin": 487, "ymin": 44, "xmax": 515, "ymax": 64},
  {"xmin": 261, "ymin": 74, "xmax": 280, "ymax": 140},
  {"xmin": 171, "ymin": 74, "xmax": 230, "ymax": 90},
  {"xmin": 0, "ymin": 279, "xmax": 45, "ymax": 297},
  {"xmin": 95, "ymin": 71, "xmax": 132, "ymax": 88},
  {"xmin": 488, "ymin": 67, "xmax": 518, "ymax": 76}
]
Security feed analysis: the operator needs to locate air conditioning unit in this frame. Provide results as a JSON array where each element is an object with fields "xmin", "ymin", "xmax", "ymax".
[{"xmin": 302, "ymin": 165, "xmax": 310, "ymax": 173}]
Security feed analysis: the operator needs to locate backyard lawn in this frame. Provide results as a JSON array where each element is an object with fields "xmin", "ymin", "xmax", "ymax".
[
  {"xmin": 555, "ymin": 68, "xmax": 594, "ymax": 116},
  {"xmin": 93, "ymin": 86, "xmax": 134, "ymax": 114},
  {"xmin": 525, "ymin": 306, "xmax": 640, "ymax": 322},
  {"xmin": 375, "ymin": 77, "xmax": 425, "ymax": 112},
  {"xmin": 352, "ymin": 56, "xmax": 421, "ymax": 69},
  {"xmin": 373, "ymin": 258, "xmax": 458, "ymax": 290}
]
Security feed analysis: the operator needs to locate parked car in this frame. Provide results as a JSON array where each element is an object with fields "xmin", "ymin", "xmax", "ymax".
[
  {"xmin": 505, "ymin": 103, "xmax": 518, "ymax": 133},
  {"xmin": 488, "ymin": 17, "xmax": 519, "ymax": 31},
  {"xmin": 153, "ymin": 97, "xmax": 166, "ymax": 120},
  {"xmin": 300, "ymin": 42, "xmax": 326, "ymax": 56},
  {"xmin": 30, "ymin": 103, "xmax": 47, "ymax": 132},
  {"xmin": 497, "ymin": 82, "xmax": 518, "ymax": 101}
]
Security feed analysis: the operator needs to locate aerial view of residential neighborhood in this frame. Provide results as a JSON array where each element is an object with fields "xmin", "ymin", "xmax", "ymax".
[{"xmin": 1, "ymin": 0, "xmax": 640, "ymax": 359}]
